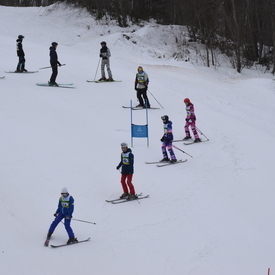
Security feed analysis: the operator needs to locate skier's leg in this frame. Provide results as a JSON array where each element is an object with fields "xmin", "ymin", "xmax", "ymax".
[
  {"xmin": 48, "ymin": 213, "xmax": 64, "ymax": 234},
  {"xmin": 120, "ymin": 174, "xmax": 129, "ymax": 193},
  {"xmin": 126, "ymin": 174, "xmax": 135, "ymax": 195},
  {"xmin": 64, "ymin": 218, "xmax": 75, "ymax": 238},
  {"xmin": 161, "ymin": 143, "xmax": 168, "ymax": 158},
  {"xmin": 167, "ymin": 143, "xmax": 176, "ymax": 160},
  {"xmin": 106, "ymin": 59, "xmax": 113, "ymax": 78},
  {"xmin": 50, "ymin": 65, "xmax": 58, "ymax": 83},
  {"xmin": 184, "ymin": 122, "xmax": 191, "ymax": 137},
  {"xmin": 190, "ymin": 122, "xmax": 199, "ymax": 139},
  {"xmin": 142, "ymin": 89, "xmax": 150, "ymax": 107},
  {"xmin": 136, "ymin": 90, "xmax": 144, "ymax": 106},
  {"xmin": 101, "ymin": 60, "xmax": 106, "ymax": 78}
]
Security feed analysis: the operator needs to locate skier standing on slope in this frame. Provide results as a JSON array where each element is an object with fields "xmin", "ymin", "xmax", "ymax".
[
  {"xmin": 183, "ymin": 98, "xmax": 201, "ymax": 142},
  {"xmin": 49, "ymin": 42, "xmax": 61, "ymax": 86},
  {"xmin": 16, "ymin": 35, "xmax": 27, "ymax": 72},
  {"xmin": 98, "ymin": 41, "xmax": 113, "ymax": 81},
  {"xmin": 134, "ymin": 66, "xmax": 150, "ymax": 108},
  {"xmin": 160, "ymin": 115, "xmax": 177, "ymax": 163},
  {"xmin": 45, "ymin": 187, "xmax": 78, "ymax": 245},
  {"xmin": 116, "ymin": 142, "xmax": 138, "ymax": 200}
]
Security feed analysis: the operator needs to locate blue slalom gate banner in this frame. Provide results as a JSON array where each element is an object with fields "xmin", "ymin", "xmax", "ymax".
[
  {"xmin": 130, "ymin": 100, "xmax": 149, "ymax": 147},
  {"xmin": 131, "ymin": 124, "xmax": 148, "ymax": 138}
]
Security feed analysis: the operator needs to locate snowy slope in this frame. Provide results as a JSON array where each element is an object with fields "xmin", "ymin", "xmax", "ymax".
[{"xmin": 0, "ymin": 3, "xmax": 275, "ymax": 275}]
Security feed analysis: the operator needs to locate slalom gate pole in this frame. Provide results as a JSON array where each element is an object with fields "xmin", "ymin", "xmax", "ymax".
[
  {"xmin": 195, "ymin": 126, "xmax": 209, "ymax": 141},
  {"xmin": 148, "ymin": 89, "xmax": 164, "ymax": 109},
  {"xmin": 72, "ymin": 218, "xmax": 96, "ymax": 225},
  {"xmin": 172, "ymin": 144, "xmax": 193, "ymax": 158},
  {"xmin": 39, "ymin": 64, "xmax": 66, "ymax": 70},
  {"xmin": 93, "ymin": 58, "xmax": 100, "ymax": 81}
]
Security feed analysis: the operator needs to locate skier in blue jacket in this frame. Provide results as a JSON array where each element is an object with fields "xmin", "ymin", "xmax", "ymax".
[{"xmin": 45, "ymin": 187, "xmax": 77, "ymax": 245}]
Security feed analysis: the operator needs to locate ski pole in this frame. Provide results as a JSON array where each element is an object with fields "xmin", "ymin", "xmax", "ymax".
[
  {"xmin": 72, "ymin": 218, "xmax": 96, "ymax": 225},
  {"xmin": 195, "ymin": 126, "xmax": 209, "ymax": 141},
  {"xmin": 93, "ymin": 57, "xmax": 100, "ymax": 81},
  {"xmin": 39, "ymin": 64, "xmax": 66, "ymax": 69},
  {"xmin": 172, "ymin": 144, "xmax": 193, "ymax": 158},
  {"xmin": 148, "ymin": 89, "xmax": 164, "ymax": 109}
]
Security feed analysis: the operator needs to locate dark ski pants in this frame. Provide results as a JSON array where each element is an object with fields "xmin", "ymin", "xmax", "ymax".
[
  {"xmin": 162, "ymin": 142, "xmax": 176, "ymax": 160},
  {"xmin": 48, "ymin": 213, "xmax": 75, "ymax": 238},
  {"xmin": 120, "ymin": 174, "xmax": 135, "ymax": 195},
  {"xmin": 50, "ymin": 64, "xmax": 58, "ymax": 83},
  {"xmin": 136, "ymin": 88, "xmax": 150, "ymax": 107},
  {"xmin": 17, "ymin": 56, "xmax": 25, "ymax": 71}
]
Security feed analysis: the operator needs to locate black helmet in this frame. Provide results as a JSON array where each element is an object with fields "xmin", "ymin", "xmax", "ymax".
[
  {"xmin": 52, "ymin": 42, "xmax": 58, "ymax": 46},
  {"xmin": 101, "ymin": 41, "xmax": 106, "ymax": 46},
  {"xmin": 161, "ymin": 115, "xmax": 169, "ymax": 121},
  {"xmin": 18, "ymin": 35, "xmax": 24, "ymax": 39}
]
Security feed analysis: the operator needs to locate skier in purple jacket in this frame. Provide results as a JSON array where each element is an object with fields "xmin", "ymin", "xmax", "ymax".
[
  {"xmin": 160, "ymin": 115, "xmax": 177, "ymax": 163},
  {"xmin": 183, "ymin": 98, "xmax": 201, "ymax": 142}
]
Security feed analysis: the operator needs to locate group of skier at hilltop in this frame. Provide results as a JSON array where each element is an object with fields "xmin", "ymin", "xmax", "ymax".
[{"xmin": 15, "ymin": 35, "xmax": 202, "ymax": 245}]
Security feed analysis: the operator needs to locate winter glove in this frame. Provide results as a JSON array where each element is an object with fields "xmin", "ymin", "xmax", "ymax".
[
  {"xmin": 54, "ymin": 213, "xmax": 58, "ymax": 217},
  {"xmin": 161, "ymin": 136, "xmax": 169, "ymax": 142},
  {"xmin": 116, "ymin": 166, "xmax": 120, "ymax": 170},
  {"xmin": 99, "ymin": 54, "xmax": 102, "ymax": 57}
]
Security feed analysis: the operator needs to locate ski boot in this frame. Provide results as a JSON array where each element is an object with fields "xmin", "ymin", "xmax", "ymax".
[
  {"xmin": 44, "ymin": 233, "xmax": 52, "ymax": 246},
  {"xmin": 160, "ymin": 157, "xmax": 170, "ymax": 162},
  {"xmin": 67, "ymin": 237, "xmax": 78, "ymax": 245},
  {"xmin": 127, "ymin": 194, "xmax": 138, "ymax": 201},
  {"xmin": 120, "ymin": 192, "xmax": 129, "ymax": 199},
  {"xmin": 98, "ymin": 77, "xmax": 106, "ymax": 81}
]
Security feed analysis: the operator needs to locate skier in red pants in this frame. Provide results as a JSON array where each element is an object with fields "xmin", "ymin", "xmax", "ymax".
[
  {"xmin": 183, "ymin": 98, "xmax": 201, "ymax": 142},
  {"xmin": 116, "ymin": 142, "xmax": 138, "ymax": 200}
]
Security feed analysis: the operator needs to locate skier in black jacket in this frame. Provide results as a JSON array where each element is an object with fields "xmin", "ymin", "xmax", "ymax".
[
  {"xmin": 49, "ymin": 42, "xmax": 61, "ymax": 86},
  {"xmin": 16, "ymin": 35, "xmax": 27, "ymax": 72}
]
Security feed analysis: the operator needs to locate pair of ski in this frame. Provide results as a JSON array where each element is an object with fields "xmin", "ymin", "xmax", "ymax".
[
  {"xmin": 173, "ymin": 139, "xmax": 209, "ymax": 145},
  {"xmin": 87, "ymin": 80, "xmax": 121, "ymax": 83},
  {"xmin": 122, "ymin": 106, "xmax": 160, "ymax": 110},
  {"xmin": 44, "ymin": 237, "xmax": 90, "ymax": 248},
  {"xmin": 146, "ymin": 159, "xmax": 187, "ymax": 167},
  {"xmin": 106, "ymin": 193, "xmax": 149, "ymax": 204},
  {"xmin": 36, "ymin": 83, "xmax": 75, "ymax": 89},
  {"xmin": 5, "ymin": 70, "xmax": 38, "ymax": 73}
]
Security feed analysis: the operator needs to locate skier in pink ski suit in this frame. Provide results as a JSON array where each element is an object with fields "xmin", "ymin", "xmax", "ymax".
[{"xmin": 183, "ymin": 98, "xmax": 201, "ymax": 142}]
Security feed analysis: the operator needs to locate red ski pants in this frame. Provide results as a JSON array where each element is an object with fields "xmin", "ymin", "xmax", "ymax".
[{"xmin": 120, "ymin": 174, "xmax": 135, "ymax": 195}]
